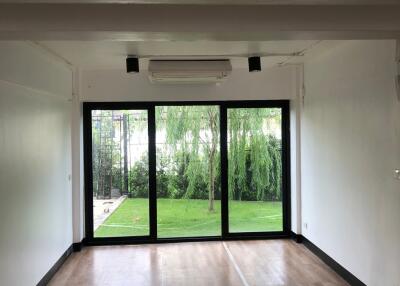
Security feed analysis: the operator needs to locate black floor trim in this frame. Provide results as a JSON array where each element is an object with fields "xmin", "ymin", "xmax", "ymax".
[
  {"xmin": 83, "ymin": 234, "xmax": 291, "ymax": 246},
  {"xmin": 72, "ymin": 242, "xmax": 83, "ymax": 252},
  {"xmin": 290, "ymin": 231, "xmax": 303, "ymax": 243},
  {"xmin": 291, "ymin": 232, "xmax": 366, "ymax": 286},
  {"xmin": 36, "ymin": 244, "xmax": 76, "ymax": 286}
]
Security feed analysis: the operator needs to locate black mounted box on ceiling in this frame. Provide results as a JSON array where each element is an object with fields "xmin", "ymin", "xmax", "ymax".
[
  {"xmin": 126, "ymin": 57, "xmax": 139, "ymax": 73},
  {"xmin": 248, "ymin": 56, "xmax": 261, "ymax": 72}
]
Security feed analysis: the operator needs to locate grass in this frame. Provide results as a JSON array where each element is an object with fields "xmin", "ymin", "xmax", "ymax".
[{"xmin": 94, "ymin": 198, "xmax": 282, "ymax": 238}]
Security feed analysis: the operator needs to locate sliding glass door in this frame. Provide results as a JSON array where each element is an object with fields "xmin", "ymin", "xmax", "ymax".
[
  {"xmin": 227, "ymin": 107, "xmax": 283, "ymax": 233},
  {"xmin": 84, "ymin": 101, "xmax": 289, "ymax": 243},
  {"xmin": 89, "ymin": 109, "xmax": 150, "ymax": 238},
  {"xmin": 156, "ymin": 105, "xmax": 221, "ymax": 238}
]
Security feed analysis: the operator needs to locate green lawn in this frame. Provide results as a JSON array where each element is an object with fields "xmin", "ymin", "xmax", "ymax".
[{"xmin": 94, "ymin": 198, "xmax": 282, "ymax": 238}]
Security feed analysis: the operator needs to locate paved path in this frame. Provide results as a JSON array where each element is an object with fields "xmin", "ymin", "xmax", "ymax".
[{"xmin": 93, "ymin": 195, "xmax": 127, "ymax": 231}]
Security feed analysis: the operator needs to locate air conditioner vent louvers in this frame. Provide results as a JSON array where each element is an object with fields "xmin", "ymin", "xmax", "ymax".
[{"xmin": 148, "ymin": 60, "xmax": 232, "ymax": 84}]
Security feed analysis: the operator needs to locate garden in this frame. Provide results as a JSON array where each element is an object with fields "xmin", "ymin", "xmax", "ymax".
[{"xmin": 91, "ymin": 106, "xmax": 283, "ymax": 238}]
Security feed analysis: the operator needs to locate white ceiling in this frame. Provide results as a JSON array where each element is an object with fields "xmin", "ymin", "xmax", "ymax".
[
  {"xmin": 2, "ymin": 0, "xmax": 400, "ymax": 4},
  {"xmin": 38, "ymin": 40, "xmax": 321, "ymax": 70}
]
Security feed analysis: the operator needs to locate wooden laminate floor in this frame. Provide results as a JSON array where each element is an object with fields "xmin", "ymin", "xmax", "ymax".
[{"xmin": 49, "ymin": 240, "xmax": 349, "ymax": 286}]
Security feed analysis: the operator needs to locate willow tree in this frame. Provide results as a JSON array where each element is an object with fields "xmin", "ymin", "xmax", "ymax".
[
  {"xmin": 228, "ymin": 108, "xmax": 282, "ymax": 202},
  {"xmin": 157, "ymin": 106, "xmax": 220, "ymax": 212},
  {"xmin": 157, "ymin": 106, "xmax": 282, "ymax": 212}
]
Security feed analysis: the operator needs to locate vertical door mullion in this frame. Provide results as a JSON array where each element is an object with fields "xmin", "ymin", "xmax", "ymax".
[
  {"xmin": 148, "ymin": 106, "xmax": 157, "ymax": 240},
  {"xmin": 220, "ymin": 105, "xmax": 229, "ymax": 237},
  {"xmin": 281, "ymin": 103, "xmax": 291, "ymax": 234},
  {"xmin": 84, "ymin": 104, "xmax": 94, "ymax": 240}
]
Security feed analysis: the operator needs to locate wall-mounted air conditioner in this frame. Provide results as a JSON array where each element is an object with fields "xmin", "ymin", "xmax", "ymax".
[{"xmin": 148, "ymin": 60, "xmax": 232, "ymax": 84}]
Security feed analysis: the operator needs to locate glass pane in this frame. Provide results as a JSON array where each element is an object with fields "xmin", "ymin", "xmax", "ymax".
[
  {"xmin": 228, "ymin": 108, "xmax": 283, "ymax": 233},
  {"xmin": 156, "ymin": 106, "xmax": 221, "ymax": 238},
  {"xmin": 92, "ymin": 110, "xmax": 149, "ymax": 237}
]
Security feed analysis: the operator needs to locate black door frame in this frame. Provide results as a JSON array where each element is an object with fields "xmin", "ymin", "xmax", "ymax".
[{"xmin": 83, "ymin": 100, "xmax": 291, "ymax": 245}]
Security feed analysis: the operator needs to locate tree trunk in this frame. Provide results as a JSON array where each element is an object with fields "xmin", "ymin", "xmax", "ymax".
[
  {"xmin": 96, "ymin": 116, "xmax": 103, "ymax": 199},
  {"xmin": 208, "ymin": 109, "xmax": 218, "ymax": 212},
  {"xmin": 208, "ymin": 149, "xmax": 215, "ymax": 212},
  {"xmin": 109, "ymin": 144, "xmax": 113, "ymax": 199},
  {"xmin": 122, "ymin": 114, "xmax": 129, "ymax": 195},
  {"xmin": 108, "ymin": 111, "xmax": 114, "ymax": 199},
  {"xmin": 100, "ymin": 165, "xmax": 105, "ymax": 199}
]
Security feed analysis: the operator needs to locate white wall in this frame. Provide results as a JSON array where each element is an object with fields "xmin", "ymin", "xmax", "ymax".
[
  {"xmin": 289, "ymin": 64, "xmax": 303, "ymax": 234},
  {"xmin": 71, "ymin": 69, "xmax": 84, "ymax": 243},
  {"xmin": 81, "ymin": 66, "xmax": 295, "ymax": 101},
  {"xmin": 0, "ymin": 42, "xmax": 73, "ymax": 286},
  {"xmin": 301, "ymin": 40, "xmax": 400, "ymax": 285}
]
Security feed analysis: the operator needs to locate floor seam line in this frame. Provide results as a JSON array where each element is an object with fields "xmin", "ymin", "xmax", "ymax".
[{"xmin": 222, "ymin": 242, "xmax": 250, "ymax": 286}]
